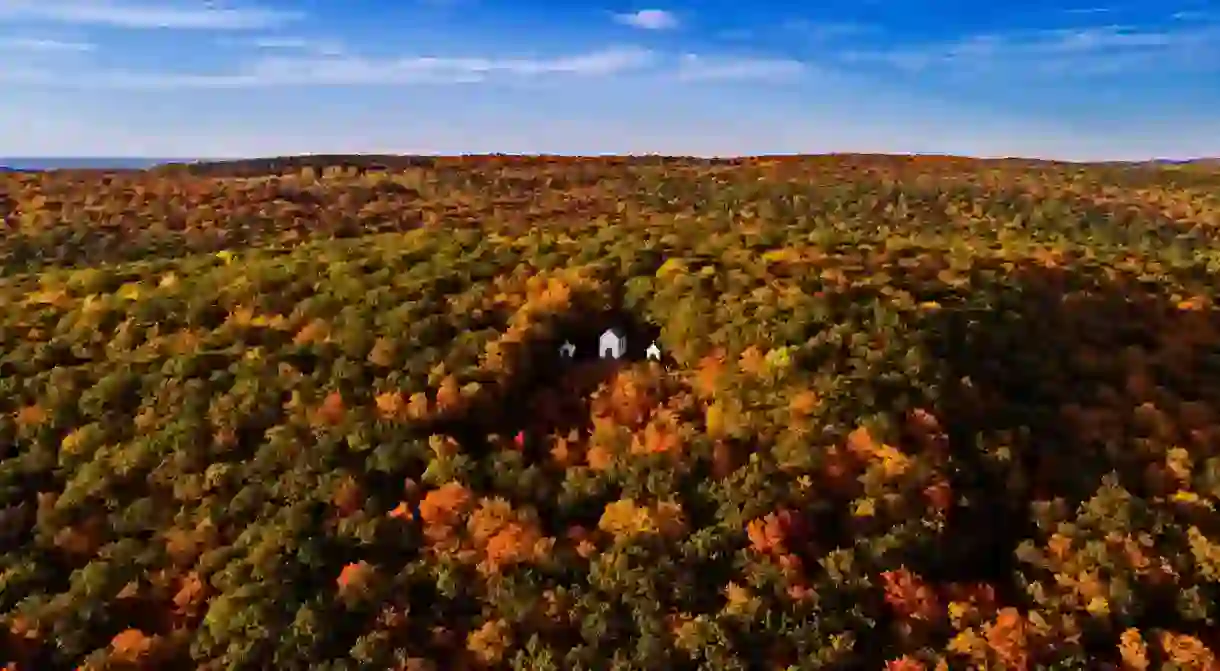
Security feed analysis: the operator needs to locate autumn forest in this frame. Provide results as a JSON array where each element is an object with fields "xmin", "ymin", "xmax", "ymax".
[{"xmin": 3, "ymin": 155, "xmax": 1220, "ymax": 669}]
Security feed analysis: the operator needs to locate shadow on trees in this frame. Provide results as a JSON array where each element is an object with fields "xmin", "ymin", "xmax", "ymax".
[
  {"xmin": 433, "ymin": 298, "xmax": 662, "ymax": 444},
  {"xmin": 344, "ymin": 285, "xmax": 667, "ymax": 553},
  {"xmin": 907, "ymin": 260, "xmax": 1220, "ymax": 602}
]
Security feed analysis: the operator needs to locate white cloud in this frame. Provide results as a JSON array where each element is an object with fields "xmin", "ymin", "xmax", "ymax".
[
  {"xmin": 0, "ymin": 37, "xmax": 93, "ymax": 51},
  {"xmin": 614, "ymin": 9, "xmax": 678, "ymax": 30},
  {"xmin": 0, "ymin": 1, "xmax": 301, "ymax": 30},
  {"xmin": 1, "ymin": 46, "xmax": 658, "ymax": 88},
  {"xmin": 675, "ymin": 54, "xmax": 805, "ymax": 81},
  {"xmin": 239, "ymin": 49, "xmax": 656, "ymax": 84}
]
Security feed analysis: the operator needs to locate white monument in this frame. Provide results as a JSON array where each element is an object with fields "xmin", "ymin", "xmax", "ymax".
[{"xmin": 559, "ymin": 341, "xmax": 576, "ymax": 358}]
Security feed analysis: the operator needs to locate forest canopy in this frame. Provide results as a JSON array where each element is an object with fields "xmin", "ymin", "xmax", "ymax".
[{"xmin": 3, "ymin": 155, "xmax": 1220, "ymax": 669}]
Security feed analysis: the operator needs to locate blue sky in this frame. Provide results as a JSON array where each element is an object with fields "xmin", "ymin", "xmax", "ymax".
[{"xmin": 1, "ymin": 0, "xmax": 1217, "ymax": 160}]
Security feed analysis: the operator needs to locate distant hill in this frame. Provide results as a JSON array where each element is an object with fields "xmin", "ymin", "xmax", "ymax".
[
  {"xmin": 1123, "ymin": 158, "xmax": 1220, "ymax": 167},
  {"xmin": 1, "ymin": 154, "xmax": 687, "ymax": 177},
  {"xmin": 0, "ymin": 157, "xmax": 197, "ymax": 172},
  {"xmin": 4, "ymin": 154, "xmax": 1218, "ymax": 177},
  {"xmin": 162, "ymin": 154, "xmax": 443, "ymax": 177},
  {"xmin": 163, "ymin": 153, "xmax": 1085, "ymax": 179},
  {"xmin": 152, "ymin": 153, "xmax": 1220, "ymax": 179},
  {"xmin": 163, "ymin": 154, "xmax": 725, "ymax": 178}
]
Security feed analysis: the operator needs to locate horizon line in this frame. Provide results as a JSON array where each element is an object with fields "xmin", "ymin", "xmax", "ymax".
[{"xmin": 2, "ymin": 152, "xmax": 1218, "ymax": 169}]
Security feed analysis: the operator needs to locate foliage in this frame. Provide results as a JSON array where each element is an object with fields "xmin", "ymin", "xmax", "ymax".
[{"xmin": 4, "ymin": 154, "xmax": 1220, "ymax": 669}]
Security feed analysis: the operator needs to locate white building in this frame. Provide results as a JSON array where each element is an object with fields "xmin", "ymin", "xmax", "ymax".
[
  {"xmin": 599, "ymin": 328, "xmax": 627, "ymax": 359},
  {"xmin": 646, "ymin": 342, "xmax": 661, "ymax": 360}
]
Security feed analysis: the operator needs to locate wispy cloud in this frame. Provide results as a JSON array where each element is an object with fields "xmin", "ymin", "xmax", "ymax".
[
  {"xmin": 0, "ymin": 46, "xmax": 814, "ymax": 89},
  {"xmin": 225, "ymin": 35, "xmax": 346, "ymax": 55},
  {"xmin": 249, "ymin": 37, "xmax": 317, "ymax": 49},
  {"xmin": 675, "ymin": 54, "xmax": 805, "ymax": 81},
  {"xmin": 839, "ymin": 22, "xmax": 1220, "ymax": 77},
  {"xmin": 614, "ymin": 9, "xmax": 678, "ymax": 30},
  {"xmin": 2, "ymin": 46, "xmax": 659, "ymax": 89},
  {"xmin": 1172, "ymin": 10, "xmax": 1214, "ymax": 21},
  {"xmin": 782, "ymin": 19, "xmax": 876, "ymax": 41},
  {"xmin": 0, "ymin": 1, "xmax": 301, "ymax": 30},
  {"xmin": 0, "ymin": 37, "xmax": 93, "ymax": 51}
]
